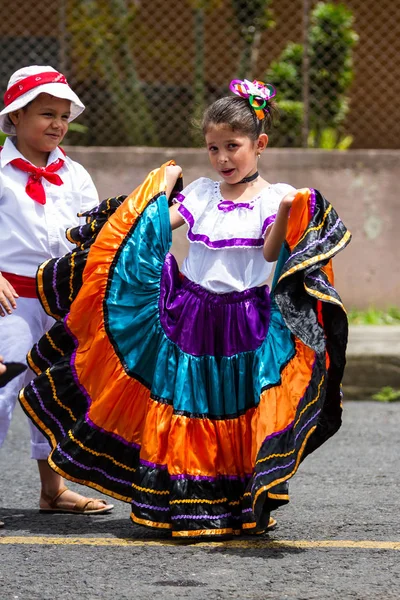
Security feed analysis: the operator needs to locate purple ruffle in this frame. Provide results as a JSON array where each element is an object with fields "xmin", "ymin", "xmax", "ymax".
[
  {"xmin": 159, "ymin": 253, "xmax": 271, "ymax": 357},
  {"xmin": 309, "ymin": 188, "xmax": 316, "ymax": 217},
  {"xmin": 178, "ymin": 203, "xmax": 277, "ymax": 249}
]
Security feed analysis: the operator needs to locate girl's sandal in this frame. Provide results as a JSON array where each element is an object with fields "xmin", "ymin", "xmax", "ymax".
[
  {"xmin": 259, "ymin": 516, "xmax": 277, "ymax": 533},
  {"xmin": 243, "ymin": 516, "xmax": 278, "ymax": 537},
  {"xmin": 39, "ymin": 486, "xmax": 114, "ymax": 515}
]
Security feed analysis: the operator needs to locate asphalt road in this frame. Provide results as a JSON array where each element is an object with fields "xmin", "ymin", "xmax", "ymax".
[{"xmin": 0, "ymin": 401, "xmax": 399, "ymax": 600}]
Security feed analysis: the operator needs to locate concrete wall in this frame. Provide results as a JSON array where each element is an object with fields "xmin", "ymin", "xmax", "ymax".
[{"xmin": 66, "ymin": 146, "xmax": 400, "ymax": 310}]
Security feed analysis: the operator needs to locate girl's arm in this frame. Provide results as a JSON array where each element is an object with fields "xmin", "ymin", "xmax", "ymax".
[
  {"xmin": 169, "ymin": 203, "xmax": 186, "ymax": 230},
  {"xmin": 263, "ymin": 190, "xmax": 297, "ymax": 262},
  {"xmin": 166, "ymin": 165, "xmax": 186, "ymax": 230}
]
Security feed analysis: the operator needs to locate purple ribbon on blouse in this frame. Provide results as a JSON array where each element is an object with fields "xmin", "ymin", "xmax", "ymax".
[{"xmin": 217, "ymin": 200, "xmax": 254, "ymax": 213}]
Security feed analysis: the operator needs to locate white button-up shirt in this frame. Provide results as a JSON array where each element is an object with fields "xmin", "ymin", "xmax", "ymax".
[{"xmin": 0, "ymin": 136, "xmax": 99, "ymax": 277}]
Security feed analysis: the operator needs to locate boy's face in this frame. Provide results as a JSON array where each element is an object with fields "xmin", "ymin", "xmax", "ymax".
[{"xmin": 10, "ymin": 93, "xmax": 71, "ymax": 160}]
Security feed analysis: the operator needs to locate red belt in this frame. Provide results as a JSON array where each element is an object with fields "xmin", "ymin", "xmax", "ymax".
[{"xmin": 1, "ymin": 272, "xmax": 37, "ymax": 298}]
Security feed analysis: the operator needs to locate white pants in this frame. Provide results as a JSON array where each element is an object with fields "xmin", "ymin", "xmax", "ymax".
[{"xmin": 0, "ymin": 297, "xmax": 55, "ymax": 459}]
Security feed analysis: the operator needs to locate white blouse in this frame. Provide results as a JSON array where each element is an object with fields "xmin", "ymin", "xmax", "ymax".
[
  {"xmin": 177, "ymin": 177, "xmax": 295, "ymax": 293},
  {"xmin": 0, "ymin": 136, "xmax": 99, "ymax": 278}
]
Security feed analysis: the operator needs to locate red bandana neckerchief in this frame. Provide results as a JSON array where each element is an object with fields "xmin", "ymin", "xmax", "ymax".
[
  {"xmin": 0, "ymin": 146, "xmax": 66, "ymax": 205},
  {"xmin": 9, "ymin": 157, "xmax": 65, "ymax": 205}
]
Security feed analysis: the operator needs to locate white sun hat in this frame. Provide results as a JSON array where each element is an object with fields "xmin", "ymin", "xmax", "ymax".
[{"xmin": 0, "ymin": 65, "xmax": 85, "ymax": 135}]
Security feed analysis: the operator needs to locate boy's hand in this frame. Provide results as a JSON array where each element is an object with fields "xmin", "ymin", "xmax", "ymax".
[{"xmin": 0, "ymin": 273, "xmax": 18, "ymax": 317}]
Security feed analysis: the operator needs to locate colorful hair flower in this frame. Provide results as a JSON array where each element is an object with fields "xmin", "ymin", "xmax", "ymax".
[{"xmin": 229, "ymin": 79, "xmax": 276, "ymax": 120}]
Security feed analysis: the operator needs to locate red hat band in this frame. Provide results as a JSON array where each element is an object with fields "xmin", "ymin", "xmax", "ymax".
[{"xmin": 4, "ymin": 71, "xmax": 68, "ymax": 107}]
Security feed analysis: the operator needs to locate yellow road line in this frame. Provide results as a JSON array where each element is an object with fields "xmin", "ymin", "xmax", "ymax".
[{"xmin": 0, "ymin": 537, "xmax": 399, "ymax": 550}]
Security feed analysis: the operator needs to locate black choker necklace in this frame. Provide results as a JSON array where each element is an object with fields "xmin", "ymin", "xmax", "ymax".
[{"xmin": 236, "ymin": 171, "xmax": 259, "ymax": 184}]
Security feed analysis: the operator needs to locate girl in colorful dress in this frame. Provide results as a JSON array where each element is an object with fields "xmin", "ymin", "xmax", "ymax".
[{"xmin": 20, "ymin": 79, "xmax": 351, "ymax": 538}]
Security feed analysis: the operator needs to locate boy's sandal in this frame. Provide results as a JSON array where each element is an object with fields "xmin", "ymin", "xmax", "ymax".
[{"xmin": 39, "ymin": 486, "xmax": 114, "ymax": 515}]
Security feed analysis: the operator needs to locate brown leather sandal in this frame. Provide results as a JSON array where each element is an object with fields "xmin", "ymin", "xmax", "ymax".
[{"xmin": 39, "ymin": 486, "xmax": 114, "ymax": 515}]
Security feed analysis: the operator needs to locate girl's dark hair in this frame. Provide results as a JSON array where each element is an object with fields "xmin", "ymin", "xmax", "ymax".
[{"xmin": 202, "ymin": 95, "xmax": 278, "ymax": 139}]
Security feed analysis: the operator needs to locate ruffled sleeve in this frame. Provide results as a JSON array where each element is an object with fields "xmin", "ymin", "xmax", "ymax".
[
  {"xmin": 176, "ymin": 177, "xmax": 215, "ymax": 225},
  {"xmin": 261, "ymin": 183, "xmax": 296, "ymax": 235}
]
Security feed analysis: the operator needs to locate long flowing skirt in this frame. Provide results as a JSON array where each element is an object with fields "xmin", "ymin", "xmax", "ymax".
[{"xmin": 20, "ymin": 164, "xmax": 351, "ymax": 538}]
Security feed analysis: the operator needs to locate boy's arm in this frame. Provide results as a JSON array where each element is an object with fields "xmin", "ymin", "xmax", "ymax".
[
  {"xmin": 0, "ymin": 176, "xmax": 18, "ymax": 316},
  {"xmin": 79, "ymin": 169, "xmax": 100, "ymax": 213}
]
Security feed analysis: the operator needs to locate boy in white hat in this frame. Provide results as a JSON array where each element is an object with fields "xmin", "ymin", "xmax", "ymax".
[{"xmin": 0, "ymin": 65, "xmax": 113, "ymax": 515}]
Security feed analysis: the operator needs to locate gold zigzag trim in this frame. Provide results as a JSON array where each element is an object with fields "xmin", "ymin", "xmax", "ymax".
[
  {"xmin": 228, "ymin": 500, "xmax": 242, "ymax": 507},
  {"xmin": 255, "ymin": 376, "xmax": 324, "ymax": 466},
  {"xmin": 132, "ymin": 482, "xmax": 169, "ymax": 496},
  {"xmin": 256, "ymin": 448, "xmax": 295, "ymax": 465},
  {"xmin": 169, "ymin": 498, "xmax": 242, "ymax": 506},
  {"xmin": 36, "ymin": 259, "xmax": 60, "ymax": 320},
  {"xmin": 170, "ymin": 497, "xmax": 228, "ymax": 505},
  {"xmin": 68, "ymin": 431, "xmax": 137, "ymax": 473},
  {"xmin": 293, "ymin": 376, "xmax": 324, "ymax": 429},
  {"xmin": 304, "ymin": 284, "xmax": 343, "ymax": 307},
  {"xmin": 278, "ymin": 231, "xmax": 351, "ymax": 284},
  {"xmin": 254, "ymin": 426, "xmax": 316, "ymax": 507},
  {"xmin": 68, "ymin": 252, "xmax": 75, "ymax": 303},
  {"xmin": 296, "ymin": 204, "xmax": 333, "ymax": 246},
  {"xmin": 45, "ymin": 331, "xmax": 64, "ymax": 356},
  {"xmin": 47, "ymin": 369, "xmax": 76, "ymax": 422}
]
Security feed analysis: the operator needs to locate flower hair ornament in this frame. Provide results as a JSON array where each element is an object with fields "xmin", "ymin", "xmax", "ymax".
[{"xmin": 229, "ymin": 79, "xmax": 276, "ymax": 120}]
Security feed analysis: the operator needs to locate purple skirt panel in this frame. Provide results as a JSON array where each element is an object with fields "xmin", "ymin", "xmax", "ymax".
[{"xmin": 159, "ymin": 253, "xmax": 271, "ymax": 357}]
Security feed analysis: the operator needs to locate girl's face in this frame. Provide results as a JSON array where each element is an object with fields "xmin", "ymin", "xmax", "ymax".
[
  {"xmin": 10, "ymin": 93, "xmax": 71, "ymax": 163},
  {"xmin": 205, "ymin": 124, "xmax": 268, "ymax": 184}
]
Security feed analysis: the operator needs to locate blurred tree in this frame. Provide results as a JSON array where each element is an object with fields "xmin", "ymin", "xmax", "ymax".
[
  {"xmin": 308, "ymin": 2, "xmax": 358, "ymax": 146},
  {"xmin": 67, "ymin": 0, "xmax": 158, "ymax": 145},
  {"xmin": 266, "ymin": 2, "xmax": 358, "ymax": 148},
  {"xmin": 231, "ymin": 0, "xmax": 274, "ymax": 79},
  {"xmin": 188, "ymin": 0, "xmax": 223, "ymax": 144},
  {"xmin": 265, "ymin": 43, "xmax": 304, "ymax": 147}
]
